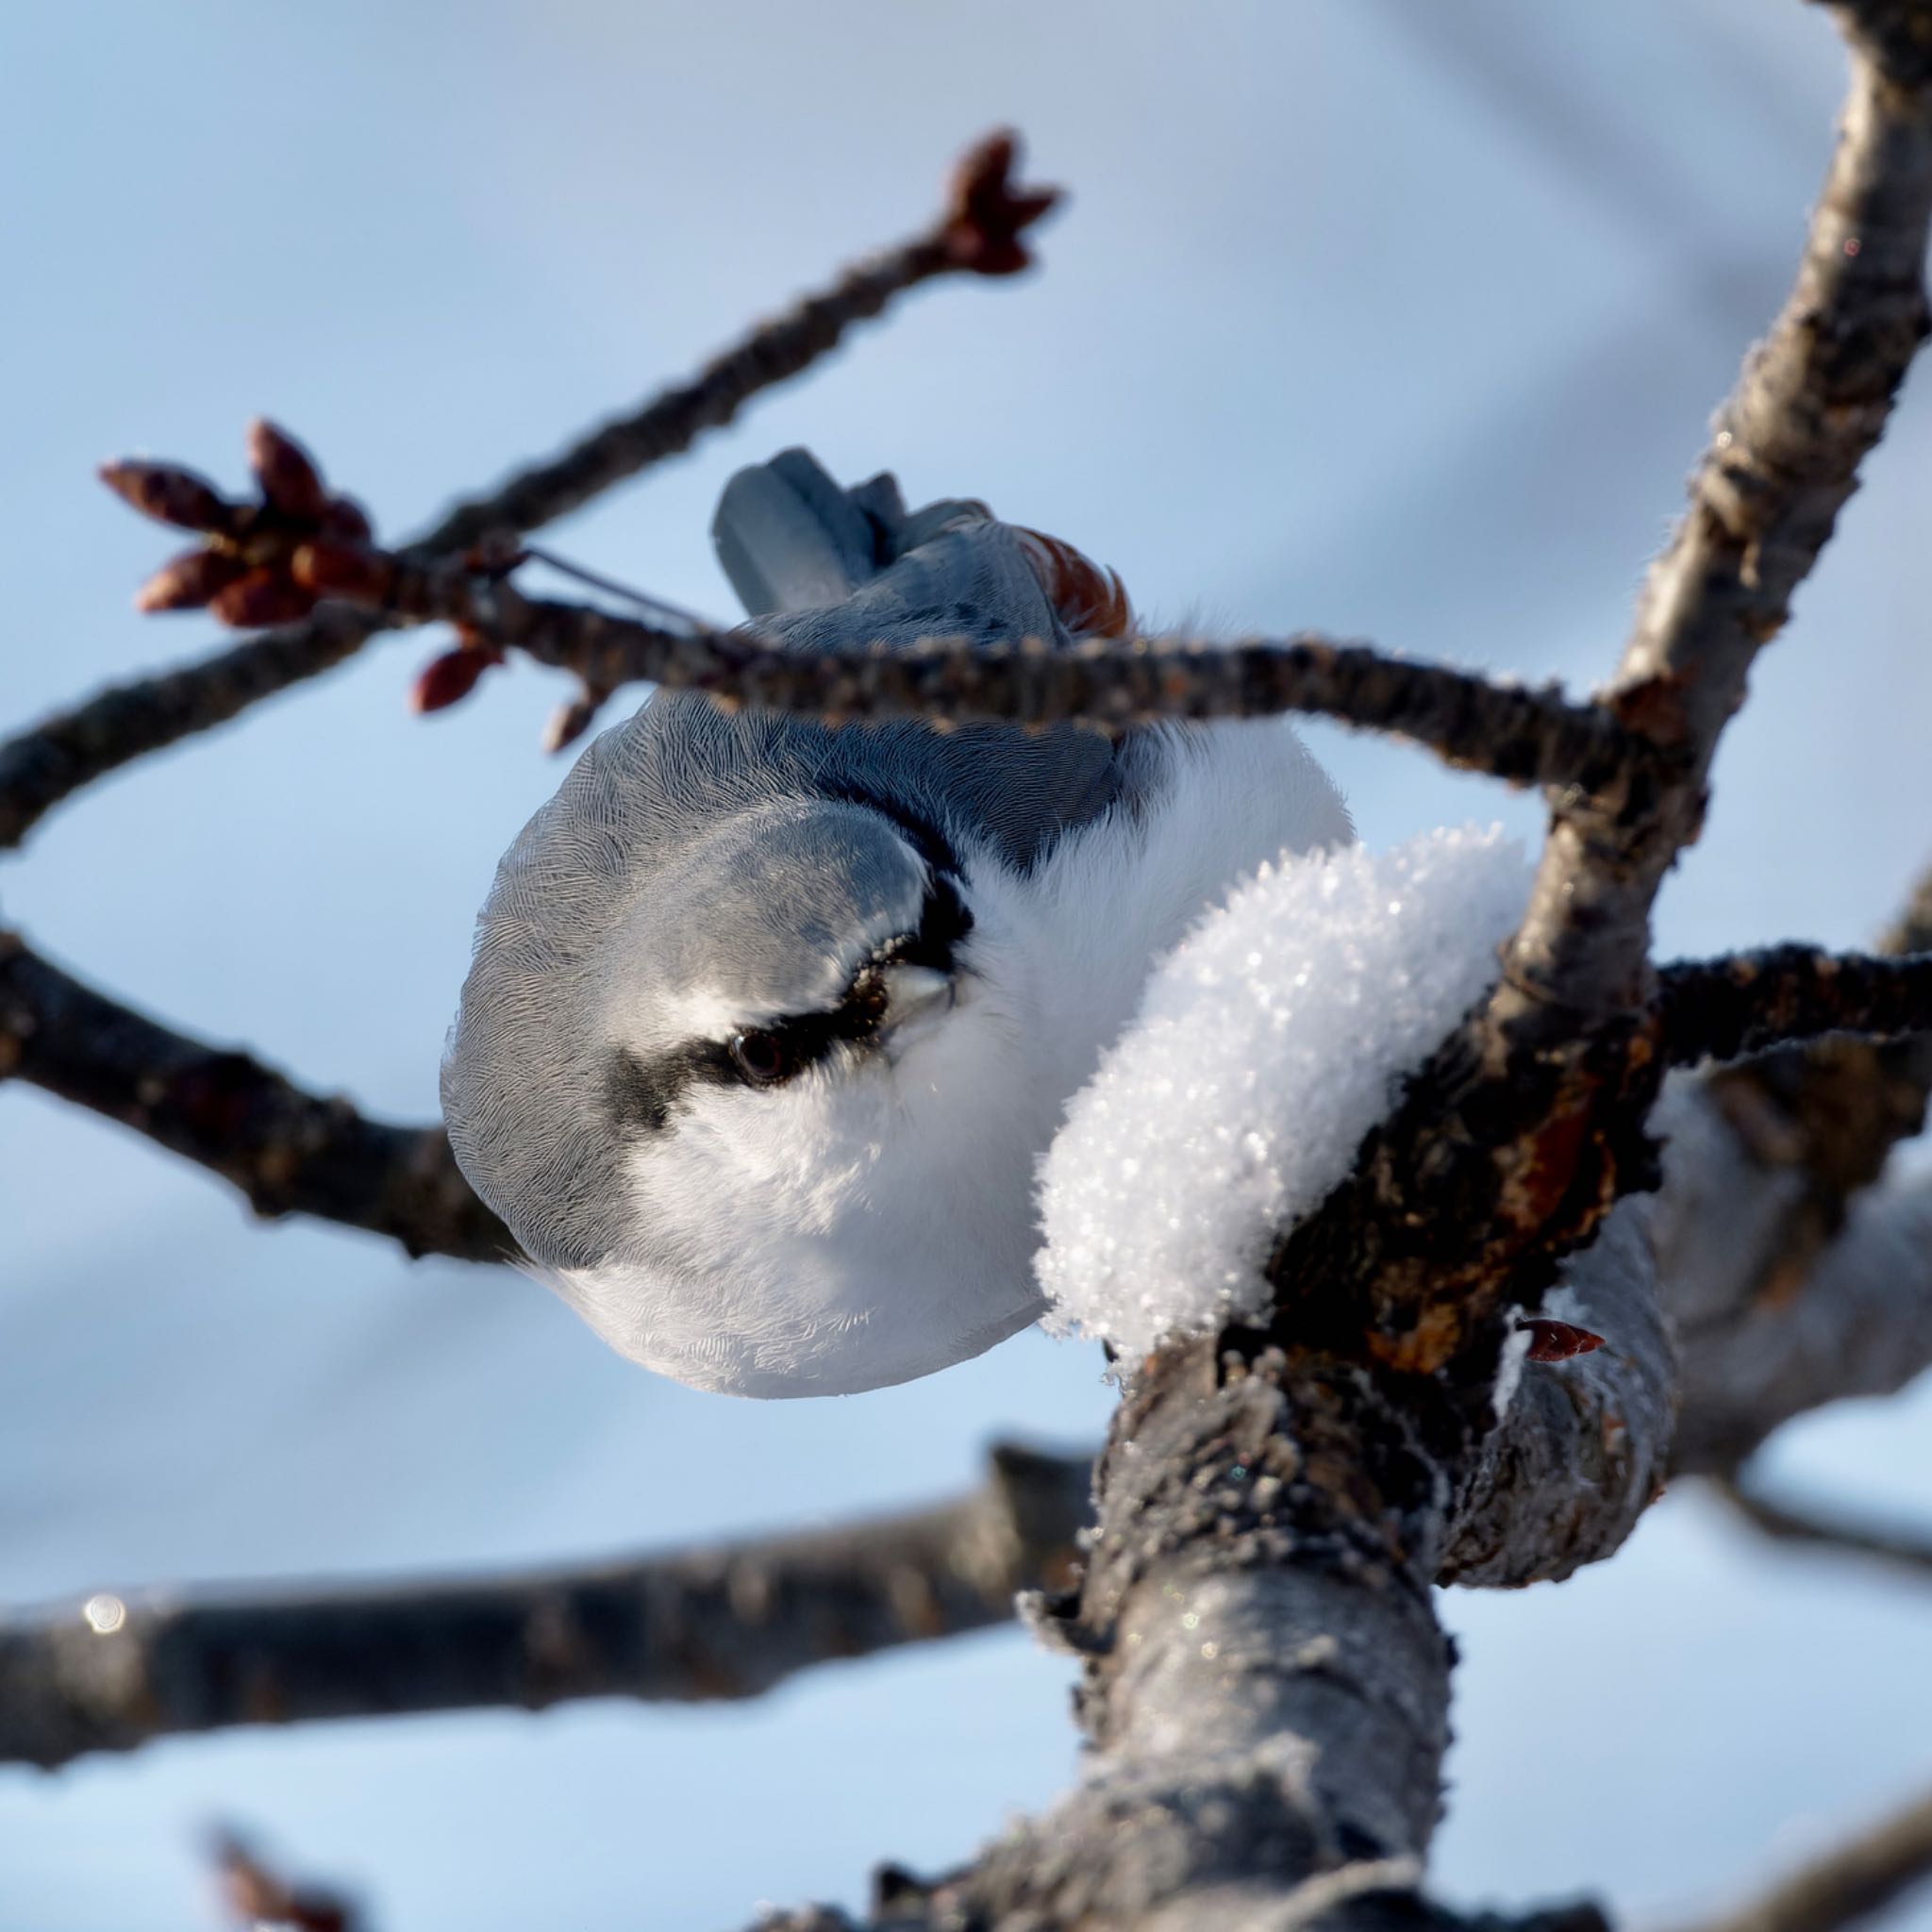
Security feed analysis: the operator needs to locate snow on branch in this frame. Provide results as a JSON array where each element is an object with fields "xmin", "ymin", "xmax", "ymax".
[
  {"xmin": 1039, "ymin": 827, "xmax": 1531, "ymax": 1358},
  {"xmin": 0, "ymin": 130, "xmax": 1053, "ymax": 853},
  {"xmin": 0, "ymin": 1442, "xmax": 1089, "ymax": 1770}
]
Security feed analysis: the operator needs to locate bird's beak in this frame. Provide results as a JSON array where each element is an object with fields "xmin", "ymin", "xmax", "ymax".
[{"xmin": 882, "ymin": 964, "xmax": 955, "ymax": 1049}]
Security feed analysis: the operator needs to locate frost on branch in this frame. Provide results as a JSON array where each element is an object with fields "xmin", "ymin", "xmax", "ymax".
[{"xmin": 1036, "ymin": 826, "xmax": 1531, "ymax": 1359}]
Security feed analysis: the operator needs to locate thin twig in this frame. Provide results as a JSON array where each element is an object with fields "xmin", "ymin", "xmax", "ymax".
[
  {"xmin": 1656, "ymin": 947, "xmax": 1932, "ymax": 1068},
  {"xmin": 0, "ymin": 130, "xmax": 1056, "ymax": 852},
  {"xmin": 1660, "ymin": 1785, "xmax": 1932, "ymax": 1932},
  {"xmin": 0, "ymin": 930, "xmax": 508, "ymax": 1262},
  {"xmin": 0, "ymin": 1442, "xmax": 1090, "ymax": 1770},
  {"xmin": 228, "ymin": 541, "xmax": 1674, "ymax": 790}
]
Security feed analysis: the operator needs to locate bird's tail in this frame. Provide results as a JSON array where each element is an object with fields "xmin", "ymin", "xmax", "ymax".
[{"xmin": 711, "ymin": 447, "xmax": 1130, "ymax": 643}]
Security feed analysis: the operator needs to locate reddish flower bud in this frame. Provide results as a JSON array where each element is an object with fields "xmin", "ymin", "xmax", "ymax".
[
  {"xmin": 208, "ymin": 568, "xmax": 317, "ymax": 628},
  {"xmin": 410, "ymin": 646, "xmax": 500, "ymax": 714},
  {"xmin": 320, "ymin": 493, "xmax": 374, "ymax": 543},
  {"xmin": 134, "ymin": 546, "xmax": 248, "ymax": 613},
  {"xmin": 291, "ymin": 541, "xmax": 395, "ymax": 604},
  {"xmin": 942, "ymin": 129, "xmax": 1061, "ymax": 275},
  {"xmin": 98, "ymin": 459, "xmax": 234, "ymax": 533},
  {"xmin": 1524, "ymin": 1319, "xmax": 1607, "ymax": 1363},
  {"xmin": 246, "ymin": 418, "xmax": 328, "ymax": 519}
]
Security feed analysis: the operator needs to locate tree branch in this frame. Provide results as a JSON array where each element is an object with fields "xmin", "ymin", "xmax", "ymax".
[
  {"xmin": 295, "ymin": 543, "xmax": 1669, "ymax": 787},
  {"xmin": 739, "ymin": 26, "xmax": 1932, "ymax": 1924},
  {"xmin": 0, "ymin": 1442, "xmax": 1089, "ymax": 1770},
  {"xmin": 1656, "ymin": 946, "xmax": 1932, "ymax": 1067},
  {"xmin": 1700, "ymin": 864, "xmax": 1932, "ymax": 1313},
  {"xmin": 0, "ymin": 130, "xmax": 1056, "ymax": 852},
  {"xmin": 1661, "ymin": 1784, "xmax": 1932, "ymax": 1932},
  {"xmin": 0, "ymin": 929, "xmax": 508, "ymax": 1262}
]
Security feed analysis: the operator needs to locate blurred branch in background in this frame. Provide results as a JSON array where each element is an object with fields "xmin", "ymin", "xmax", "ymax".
[
  {"xmin": 1701, "ymin": 866, "xmax": 1932, "ymax": 1315},
  {"xmin": 1715, "ymin": 1471, "xmax": 1932, "ymax": 1583},
  {"xmin": 0, "ymin": 1443, "xmax": 1090, "ymax": 1770},
  {"xmin": 1664, "ymin": 1787, "xmax": 1932, "ymax": 1932}
]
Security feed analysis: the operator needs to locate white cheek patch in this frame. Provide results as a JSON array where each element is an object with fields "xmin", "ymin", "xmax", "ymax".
[
  {"xmin": 627, "ymin": 1063, "xmax": 886, "ymax": 1241},
  {"xmin": 553, "ymin": 989, "xmax": 1052, "ymax": 1396}
]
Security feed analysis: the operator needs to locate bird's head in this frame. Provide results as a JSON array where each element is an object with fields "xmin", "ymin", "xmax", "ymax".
[{"xmin": 442, "ymin": 715, "xmax": 1054, "ymax": 1396}]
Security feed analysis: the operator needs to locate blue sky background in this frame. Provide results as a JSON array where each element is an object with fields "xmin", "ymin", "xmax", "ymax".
[{"xmin": 4, "ymin": 3, "xmax": 1931, "ymax": 1926}]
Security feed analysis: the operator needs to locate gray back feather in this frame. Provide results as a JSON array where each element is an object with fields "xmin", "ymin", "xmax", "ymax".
[{"xmin": 442, "ymin": 452, "xmax": 1139, "ymax": 1271}]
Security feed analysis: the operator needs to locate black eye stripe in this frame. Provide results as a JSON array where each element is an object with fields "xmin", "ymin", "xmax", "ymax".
[{"xmin": 603, "ymin": 869, "xmax": 973, "ymax": 1132}]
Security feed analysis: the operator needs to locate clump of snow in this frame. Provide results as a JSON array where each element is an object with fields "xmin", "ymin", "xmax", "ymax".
[{"xmin": 1036, "ymin": 825, "xmax": 1532, "ymax": 1359}]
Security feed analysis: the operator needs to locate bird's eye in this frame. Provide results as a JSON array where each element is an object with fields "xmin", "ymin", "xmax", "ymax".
[{"xmin": 728, "ymin": 1029, "xmax": 793, "ymax": 1087}]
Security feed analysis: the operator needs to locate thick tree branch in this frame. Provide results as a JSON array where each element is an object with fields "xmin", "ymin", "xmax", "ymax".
[
  {"xmin": 776, "ymin": 41, "xmax": 1932, "ymax": 1923},
  {"xmin": 0, "ymin": 930, "xmax": 509, "ymax": 1262},
  {"xmin": 1662, "ymin": 1784, "xmax": 1932, "ymax": 1932},
  {"xmin": 0, "ymin": 1443, "xmax": 1089, "ymax": 1770},
  {"xmin": 0, "ymin": 131, "xmax": 1055, "ymax": 852},
  {"xmin": 1656, "ymin": 946, "xmax": 1932, "ymax": 1067},
  {"xmin": 1440, "ymin": 1200, "xmax": 1674, "ymax": 1587}
]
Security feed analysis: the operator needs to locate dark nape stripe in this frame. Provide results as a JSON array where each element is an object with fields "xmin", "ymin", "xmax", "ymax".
[{"xmin": 880, "ymin": 871, "xmax": 973, "ymax": 974}]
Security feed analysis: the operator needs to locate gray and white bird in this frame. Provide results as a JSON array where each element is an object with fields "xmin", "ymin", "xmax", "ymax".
[{"xmin": 442, "ymin": 452, "xmax": 1352, "ymax": 1397}]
